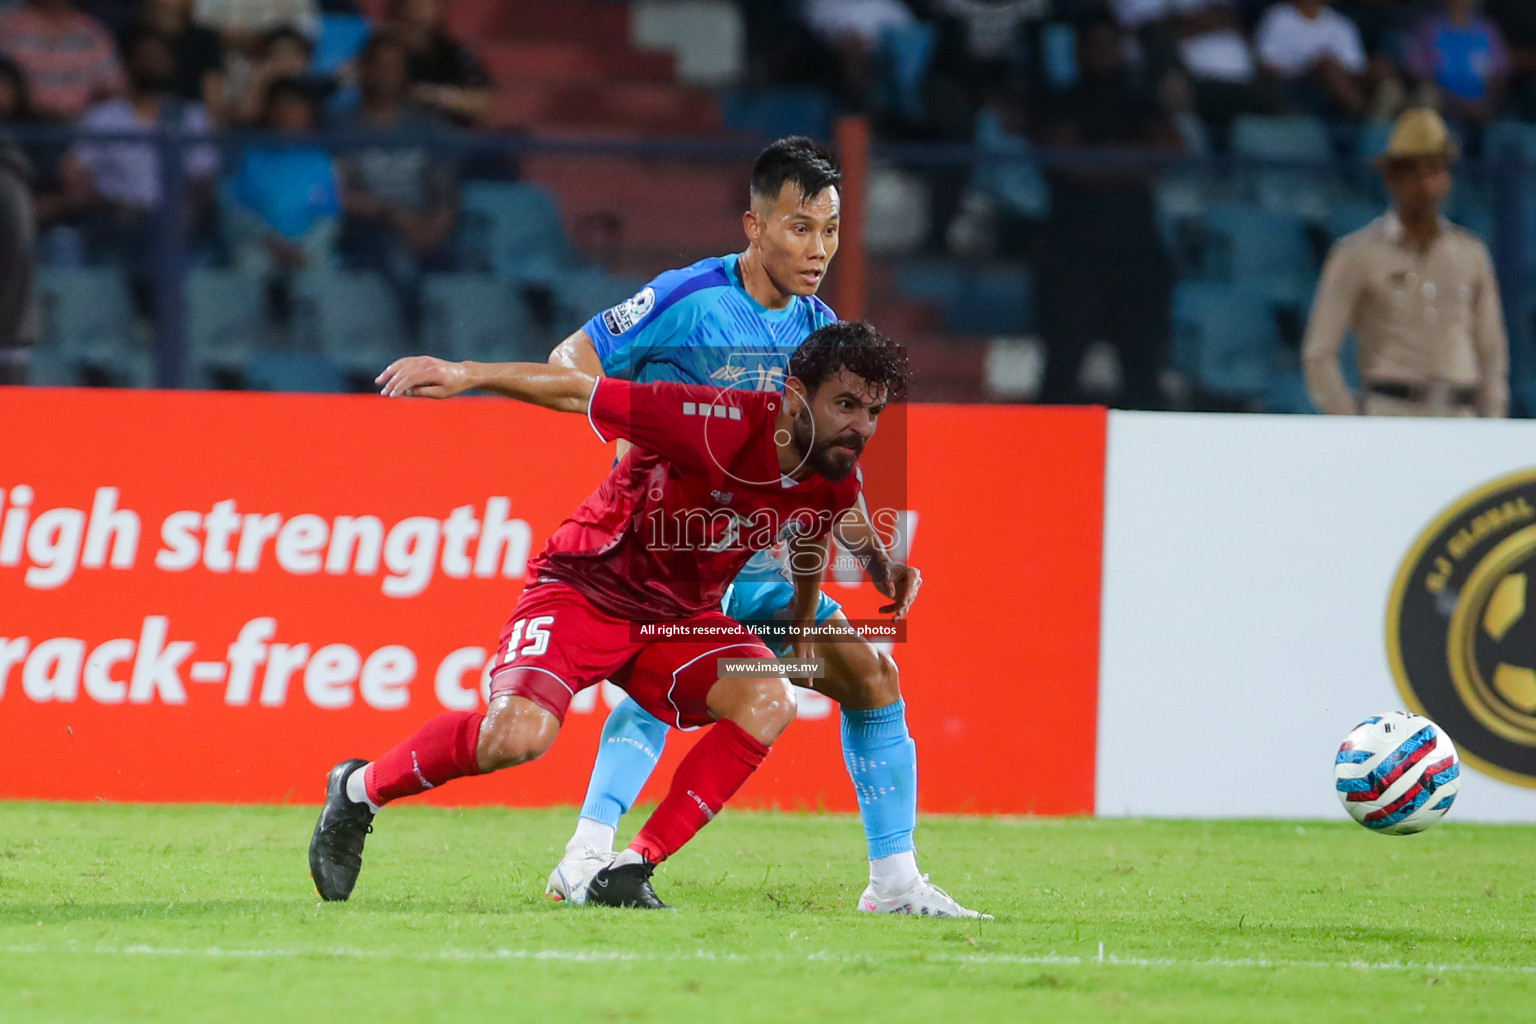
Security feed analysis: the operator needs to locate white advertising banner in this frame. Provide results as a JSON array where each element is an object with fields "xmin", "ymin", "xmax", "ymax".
[{"xmin": 1099, "ymin": 411, "xmax": 1536, "ymax": 822}]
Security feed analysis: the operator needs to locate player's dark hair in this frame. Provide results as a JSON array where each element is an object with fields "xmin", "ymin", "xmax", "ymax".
[
  {"xmin": 790, "ymin": 321, "xmax": 908, "ymax": 401},
  {"xmin": 750, "ymin": 136, "xmax": 842, "ymax": 208}
]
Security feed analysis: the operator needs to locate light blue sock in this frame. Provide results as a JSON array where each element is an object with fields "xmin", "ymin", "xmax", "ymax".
[
  {"xmin": 841, "ymin": 700, "xmax": 917, "ymax": 860},
  {"xmin": 578, "ymin": 696, "xmax": 670, "ymax": 829}
]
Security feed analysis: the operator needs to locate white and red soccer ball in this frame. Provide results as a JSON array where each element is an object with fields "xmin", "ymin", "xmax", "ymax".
[{"xmin": 1334, "ymin": 711, "xmax": 1461, "ymax": 835}]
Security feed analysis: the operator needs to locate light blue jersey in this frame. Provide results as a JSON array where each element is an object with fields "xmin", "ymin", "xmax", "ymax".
[
  {"xmin": 584, "ymin": 253, "xmax": 835, "ymax": 391},
  {"xmin": 584, "ymin": 253, "xmax": 840, "ymax": 638}
]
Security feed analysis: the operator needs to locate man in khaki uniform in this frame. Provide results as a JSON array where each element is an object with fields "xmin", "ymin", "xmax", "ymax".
[{"xmin": 1302, "ymin": 108, "xmax": 1509, "ymax": 417}]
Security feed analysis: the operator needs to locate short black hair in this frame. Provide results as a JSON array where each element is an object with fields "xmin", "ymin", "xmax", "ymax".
[
  {"xmin": 0, "ymin": 57, "xmax": 33, "ymax": 119},
  {"xmin": 263, "ymin": 75, "xmax": 316, "ymax": 115},
  {"xmin": 359, "ymin": 30, "xmax": 408, "ymax": 64},
  {"xmin": 119, "ymin": 25, "xmax": 174, "ymax": 61},
  {"xmin": 790, "ymin": 320, "xmax": 908, "ymax": 402},
  {"xmin": 263, "ymin": 24, "xmax": 315, "ymax": 56},
  {"xmin": 750, "ymin": 136, "xmax": 842, "ymax": 209}
]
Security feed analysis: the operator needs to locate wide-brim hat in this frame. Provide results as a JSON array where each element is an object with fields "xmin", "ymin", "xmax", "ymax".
[{"xmin": 1373, "ymin": 108, "xmax": 1460, "ymax": 170}]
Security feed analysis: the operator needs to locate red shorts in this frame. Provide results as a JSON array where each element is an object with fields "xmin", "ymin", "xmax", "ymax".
[{"xmin": 487, "ymin": 581, "xmax": 774, "ymax": 729}]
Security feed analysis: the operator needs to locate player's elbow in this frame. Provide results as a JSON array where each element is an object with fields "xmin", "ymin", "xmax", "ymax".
[{"xmin": 550, "ymin": 330, "xmax": 603, "ymax": 376}]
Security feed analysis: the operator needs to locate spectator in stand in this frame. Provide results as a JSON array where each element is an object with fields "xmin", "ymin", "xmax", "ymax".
[
  {"xmin": 1331, "ymin": 0, "xmax": 1414, "ymax": 118},
  {"xmin": 1167, "ymin": 0, "xmax": 1286, "ymax": 137},
  {"xmin": 0, "ymin": 116, "xmax": 36, "ymax": 385},
  {"xmin": 232, "ymin": 25, "xmax": 334, "ymax": 124},
  {"xmin": 926, "ymin": 0, "xmax": 1045, "ymax": 124},
  {"xmin": 134, "ymin": 0, "xmax": 226, "ymax": 121},
  {"xmin": 0, "ymin": 56, "xmax": 72, "ymax": 234},
  {"xmin": 1035, "ymin": 15, "xmax": 1181, "ymax": 409},
  {"xmin": 385, "ymin": 0, "xmax": 491, "ymax": 127},
  {"xmin": 1406, "ymin": 0, "xmax": 1511, "ymax": 131},
  {"xmin": 1255, "ymin": 0, "xmax": 1370, "ymax": 118},
  {"xmin": 1485, "ymin": 0, "xmax": 1536, "ymax": 118},
  {"xmin": 54, "ymin": 26, "xmax": 218, "ymax": 269},
  {"xmin": 227, "ymin": 77, "xmax": 340, "ymax": 275},
  {"xmin": 799, "ymin": 0, "xmax": 917, "ymax": 111},
  {"xmin": 192, "ymin": 0, "xmax": 317, "ymax": 120},
  {"xmin": 0, "ymin": 0, "xmax": 125, "ymax": 122},
  {"xmin": 337, "ymin": 32, "xmax": 458, "ymax": 328}
]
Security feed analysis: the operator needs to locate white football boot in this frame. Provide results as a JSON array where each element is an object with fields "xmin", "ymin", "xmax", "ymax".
[
  {"xmin": 858, "ymin": 875, "xmax": 993, "ymax": 919},
  {"xmin": 545, "ymin": 846, "xmax": 617, "ymax": 905}
]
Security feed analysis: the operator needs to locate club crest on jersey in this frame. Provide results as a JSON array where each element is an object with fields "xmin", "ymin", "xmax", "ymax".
[
  {"xmin": 602, "ymin": 287, "xmax": 656, "ymax": 335},
  {"xmin": 711, "ymin": 490, "xmax": 735, "ymax": 505},
  {"xmin": 776, "ymin": 516, "xmax": 812, "ymax": 542},
  {"xmin": 710, "ymin": 363, "xmax": 784, "ymax": 391}
]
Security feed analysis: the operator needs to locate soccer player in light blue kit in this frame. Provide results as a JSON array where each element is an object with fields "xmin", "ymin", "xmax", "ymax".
[{"xmin": 543, "ymin": 137, "xmax": 986, "ymax": 917}]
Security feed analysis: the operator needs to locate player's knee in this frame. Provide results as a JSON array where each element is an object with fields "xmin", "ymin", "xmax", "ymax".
[
  {"xmin": 719, "ymin": 676, "xmax": 797, "ymax": 746},
  {"xmin": 867, "ymin": 650, "xmax": 901, "ymax": 707},
  {"xmin": 476, "ymin": 697, "xmax": 559, "ymax": 771},
  {"xmin": 838, "ymin": 648, "xmax": 901, "ymax": 710}
]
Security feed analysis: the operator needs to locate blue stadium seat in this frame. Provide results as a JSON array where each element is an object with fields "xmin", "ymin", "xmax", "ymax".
[
  {"xmin": 1448, "ymin": 199, "xmax": 1495, "ymax": 244},
  {"xmin": 1230, "ymin": 114, "xmax": 1339, "ymax": 217},
  {"xmin": 945, "ymin": 264, "xmax": 1034, "ymax": 336},
  {"xmin": 185, "ymin": 268, "xmax": 267, "ymax": 386},
  {"xmin": 420, "ymin": 274, "xmax": 540, "ymax": 362},
  {"xmin": 1326, "ymin": 201, "xmax": 1381, "ymax": 241},
  {"xmin": 1354, "ymin": 119, "xmax": 1394, "ymax": 161},
  {"xmin": 894, "ymin": 259, "xmax": 965, "ymax": 327},
  {"xmin": 1485, "ymin": 120, "xmax": 1536, "ymax": 161},
  {"xmin": 457, "ymin": 182, "xmax": 577, "ymax": 284},
  {"xmin": 293, "ymin": 271, "xmax": 410, "ymax": 376},
  {"xmin": 243, "ymin": 352, "xmax": 348, "ymax": 393},
  {"xmin": 33, "ymin": 266, "xmax": 136, "ymax": 366},
  {"xmin": 1200, "ymin": 202, "xmax": 1317, "ymax": 306},
  {"xmin": 719, "ymin": 88, "xmax": 835, "ymax": 142},
  {"xmin": 1172, "ymin": 282, "xmax": 1282, "ymax": 398},
  {"xmin": 1262, "ymin": 368, "xmax": 1317, "ymax": 415},
  {"xmin": 972, "ymin": 109, "xmax": 1050, "ymax": 220},
  {"xmin": 24, "ymin": 346, "xmax": 84, "ymax": 387},
  {"xmin": 896, "ymin": 260, "xmax": 1033, "ymax": 336},
  {"xmin": 552, "ymin": 270, "xmax": 645, "ymax": 336}
]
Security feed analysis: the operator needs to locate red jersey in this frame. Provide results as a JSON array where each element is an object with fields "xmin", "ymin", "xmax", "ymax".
[{"xmin": 526, "ymin": 377, "xmax": 863, "ymax": 621}]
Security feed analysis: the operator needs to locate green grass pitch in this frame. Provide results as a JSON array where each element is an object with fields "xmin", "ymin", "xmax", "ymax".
[{"xmin": 2, "ymin": 802, "xmax": 1534, "ymax": 1023}]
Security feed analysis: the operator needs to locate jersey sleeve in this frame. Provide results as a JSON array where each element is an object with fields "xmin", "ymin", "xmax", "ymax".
[
  {"xmin": 587, "ymin": 378, "xmax": 766, "ymax": 470},
  {"xmin": 818, "ymin": 466, "xmax": 865, "ymax": 538},
  {"xmin": 582, "ymin": 265, "xmax": 723, "ymax": 379}
]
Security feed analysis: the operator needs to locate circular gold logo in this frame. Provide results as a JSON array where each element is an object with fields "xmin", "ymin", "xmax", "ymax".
[{"xmin": 1389, "ymin": 468, "xmax": 1536, "ymax": 786}]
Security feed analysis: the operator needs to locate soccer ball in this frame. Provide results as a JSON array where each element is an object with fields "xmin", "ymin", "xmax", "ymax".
[{"xmin": 1333, "ymin": 711, "xmax": 1461, "ymax": 835}]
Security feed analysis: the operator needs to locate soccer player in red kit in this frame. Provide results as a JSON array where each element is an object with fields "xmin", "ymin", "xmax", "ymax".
[{"xmin": 308, "ymin": 320, "xmax": 909, "ymax": 909}]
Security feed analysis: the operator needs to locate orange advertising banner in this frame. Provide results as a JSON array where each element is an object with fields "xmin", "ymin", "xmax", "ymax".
[{"xmin": 0, "ymin": 388, "xmax": 1104, "ymax": 815}]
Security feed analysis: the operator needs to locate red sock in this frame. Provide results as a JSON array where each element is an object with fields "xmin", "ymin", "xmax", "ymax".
[
  {"xmin": 364, "ymin": 711, "xmax": 485, "ymax": 806},
  {"xmin": 629, "ymin": 719, "xmax": 769, "ymax": 864}
]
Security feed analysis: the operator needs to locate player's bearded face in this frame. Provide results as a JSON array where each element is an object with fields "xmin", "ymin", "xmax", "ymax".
[{"xmin": 792, "ymin": 373, "xmax": 881, "ymax": 483}]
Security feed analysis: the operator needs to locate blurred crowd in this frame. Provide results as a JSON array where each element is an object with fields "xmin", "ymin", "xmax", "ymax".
[
  {"xmin": 763, "ymin": 0, "xmax": 1536, "ymax": 149},
  {"xmin": 0, "ymin": 0, "xmax": 1530, "ymax": 406},
  {"xmin": 0, "ymin": 0, "xmax": 489, "ymax": 311}
]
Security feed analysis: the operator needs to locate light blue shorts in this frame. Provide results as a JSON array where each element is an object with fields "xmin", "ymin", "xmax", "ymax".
[{"xmin": 724, "ymin": 579, "xmax": 842, "ymax": 657}]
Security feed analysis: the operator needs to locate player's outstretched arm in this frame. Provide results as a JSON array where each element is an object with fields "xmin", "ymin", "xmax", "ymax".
[
  {"xmin": 376, "ymin": 356, "xmax": 596, "ymax": 414},
  {"xmin": 833, "ymin": 497, "xmax": 922, "ymax": 619},
  {"xmin": 548, "ymin": 329, "xmax": 604, "ymax": 376}
]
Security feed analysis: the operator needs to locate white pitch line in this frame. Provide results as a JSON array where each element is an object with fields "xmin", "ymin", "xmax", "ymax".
[{"xmin": 0, "ymin": 944, "xmax": 1533, "ymax": 976}]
